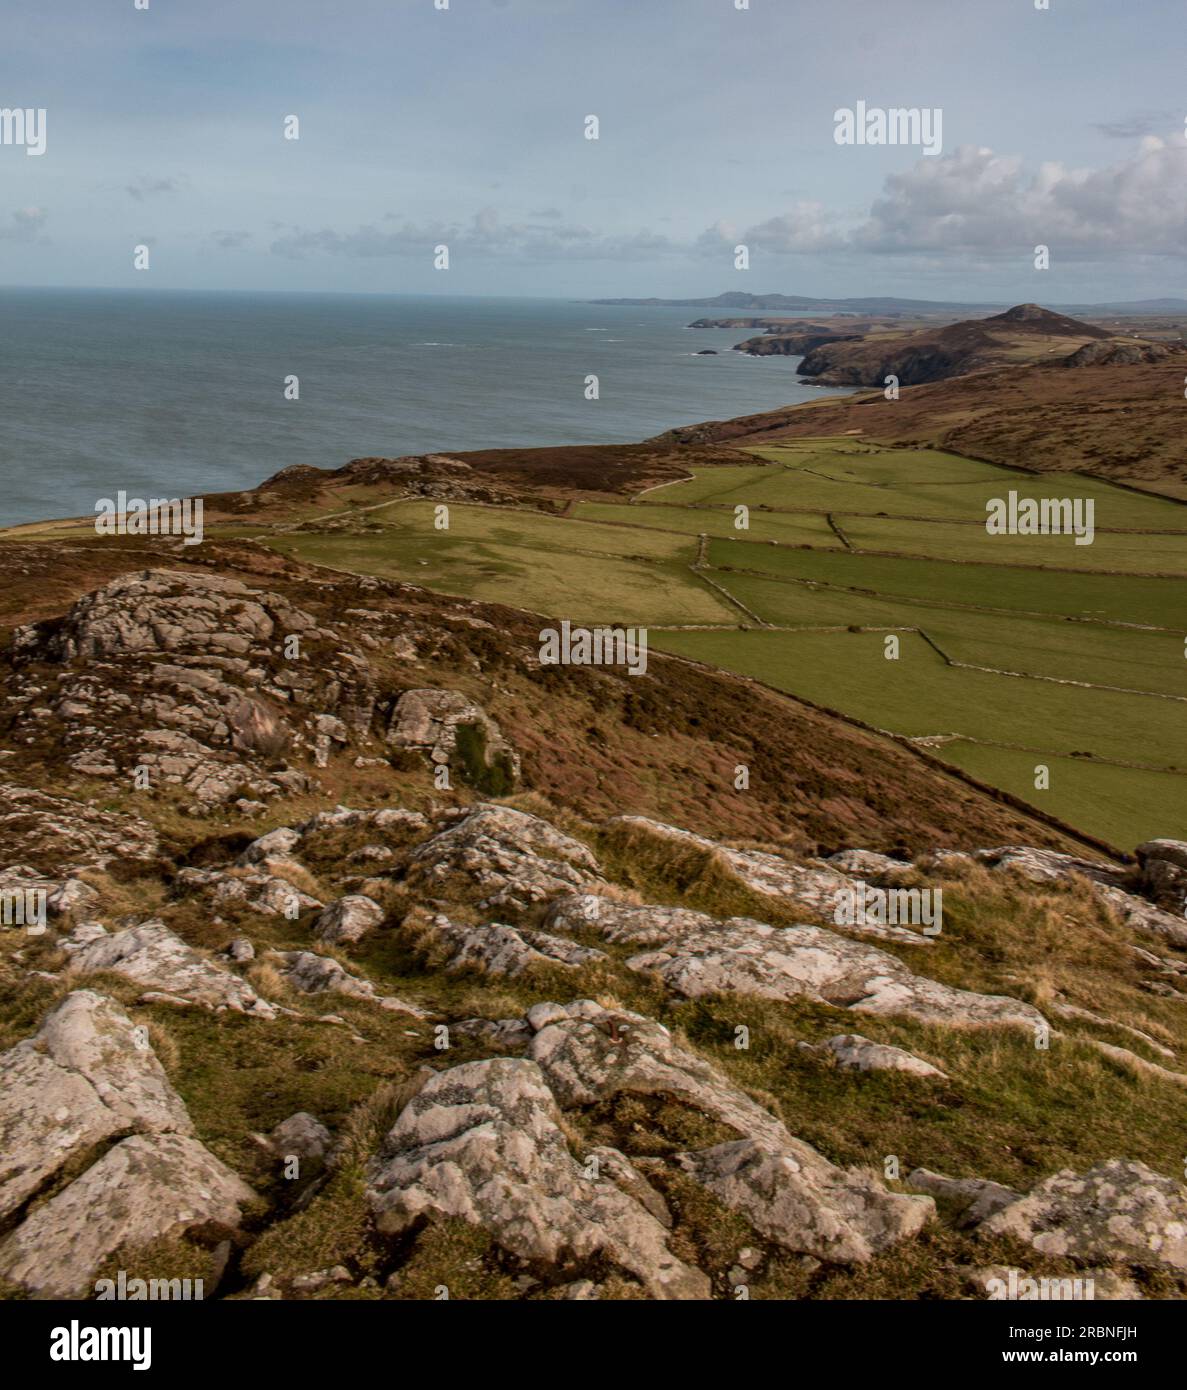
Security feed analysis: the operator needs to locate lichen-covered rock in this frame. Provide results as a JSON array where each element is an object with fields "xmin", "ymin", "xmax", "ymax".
[
  {"xmin": 527, "ymin": 1000, "xmax": 932, "ymax": 1263},
  {"xmin": 826, "ymin": 849, "xmax": 913, "ymax": 881},
  {"xmin": 67, "ymin": 920, "xmax": 276, "ymax": 1017},
  {"xmin": 366, "ymin": 1056, "xmax": 710, "ymax": 1299},
  {"xmin": 974, "ymin": 846, "xmax": 1124, "ymax": 887},
  {"xmin": 980, "ymin": 1159, "xmax": 1187, "ymax": 1273},
  {"xmin": 605, "ymin": 820, "xmax": 929, "ymax": 942},
  {"xmin": 801, "ymin": 1034, "xmax": 947, "ymax": 1079},
  {"xmin": 408, "ymin": 804, "xmax": 603, "ymax": 912},
  {"xmin": 313, "ymin": 894, "xmax": 385, "ymax": 945},
  {"xmin": 907, "ymin": 1168, "xmax": 1021, "ymax": 1228},
  {"xmin": 0, "ymin": 783, "xmax": 158, "ymax": 873},
  {"xmin": 271, "ymin": 949, "xmax": 431, "ymax": 1017},
  {"xmin": 624, "ymin": 920, "xmax": 1044, "ymax": 1031},
  {"xmin": 175, "ymin": 864, "xmax": 323, "ymax": 918},
  {"xmin": 387, "ymin": 687, "xmax": 519, "ymax": 787},
  {"xmin": 415, "ymin": 913, "xmax": 605, "ymax": 977},
  {"xmin": 0, "ymin": 1133, "xmax": 254, "ymax": 1298},
  {"xmin": 676, "ymin": 1139, "xmax": 932, "ymax": 1263},
  {"xmin": 0, "ymin": 990, "xmax": 192, "ymax": 1221}
]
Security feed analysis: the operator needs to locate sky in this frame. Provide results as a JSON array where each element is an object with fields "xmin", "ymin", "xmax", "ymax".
[{"xmin": 1, "ymin": 0, "xmax": 1185, "ymax": 302}]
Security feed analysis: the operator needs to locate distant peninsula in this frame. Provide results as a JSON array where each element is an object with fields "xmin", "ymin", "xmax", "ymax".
[{"xmin": 590, "ymin": 290, "xmax": 1187, "ymax": 315}]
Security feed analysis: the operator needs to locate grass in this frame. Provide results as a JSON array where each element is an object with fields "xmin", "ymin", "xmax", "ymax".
[{"xmin": 239, "ymin": 438, "xmax": 1187, "ymax": 847}]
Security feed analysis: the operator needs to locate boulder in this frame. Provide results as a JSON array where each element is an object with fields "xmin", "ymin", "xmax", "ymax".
[
  {"xmin": 0, "ymin": 1133, "xmax": 254, "ymax": 1298},
  {"xmin": 271, "ymin": 949, "xmax": 431, "ymax": 1017},
  {"xmin": 907, "ymin": 1168, "xmax": 1020, "ymax": 1228},
  {"xmin": 313, "ymin": 895, "xmax": 385, "ymax": 946},
  {"xmin": 366, "ymin": 1057, "xmax": 710, "ymax": 1299},
  {"xmin": 0, "ymin": 991, "xmax": 192, "ymax": 1221},
  {"xmin": 980, "ymin": 1159, "xmax": 1187, "ymax": 1273},
  {"xmin": 801, "ymin": 1034, "xmax": 947, "ymax": 1079},
  {"xmin": 67, "ymin": 920, "xmax": 276, "ymax": 1017},
  {"xmin": 408, "ymin": 804, "xmax": 604, "ymax": 912}
]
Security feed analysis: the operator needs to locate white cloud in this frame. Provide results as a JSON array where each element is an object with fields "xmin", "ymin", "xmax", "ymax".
[{"xmin": 852, "ymin": 134, "xmax": 1187, "ymax": 259}]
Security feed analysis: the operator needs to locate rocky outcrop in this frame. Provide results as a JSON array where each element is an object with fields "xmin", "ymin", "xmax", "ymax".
[
  {"xmin": 979, "ymin": 1160, "xmax": 1187, "ymax": 1274},
  {"xmin": 271, "ymin": 949, "xmax": 431, "ymax": 1017},
  {"xmin": 4, "ymin": 570, "xmax": 378, "ymax": 805},
  {"xmin": 408, "ymin": 804, "xmax": 604, "ymax": 912},
  {"xmin": 412, "ymin": 914, "xmax": 606, "ymax": 977},
  {"xmin": 527, "ymin": 1000, "xmax": 932, "ymax": 1262},
  {"xmin": 1136, "ymin": 840, "xmax": 1187, "ymax": 915},
  {"xmin": 0, "ymin": 783, "xmax": 158, "ymax": 873},
  {"xmin": 0, "ymin": 991, "xmax": 192, "ymax": 1220},
  {"xmin": 366, "ymin": 1056, "xmax": 711, "ymax": 1299},
  {"xmin": 387, "ymin": 688, "xmax": 519, "ymax": 791},
  {"xmin": 607, "ymin": 817, "xmax": 929, "ymax": 943},
  {"xmin": 66, "ymin": 920, "xmax": 277, "ymax": 1017},
  {"xmin": 551, "ymin": 895, "xmax": 1042, "ymax": 1032},
  {"xmin": 0, "ymin": 1133, "xmax": 254, "ymax": 1298},
  {"xmin": 0, "ymin": 991, "xmax": 254, "ymax": 1297}
]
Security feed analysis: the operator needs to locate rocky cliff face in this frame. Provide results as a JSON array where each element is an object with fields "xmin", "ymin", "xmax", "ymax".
[{"xmin": 2, "ymin": 566, "xmax": 1186, "ymax": 1301}]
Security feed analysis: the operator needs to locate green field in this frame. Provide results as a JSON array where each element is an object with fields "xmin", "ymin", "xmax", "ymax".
[{"xmin": 252, "ymin": 441, "xmax": 1187, "ymax": 849}]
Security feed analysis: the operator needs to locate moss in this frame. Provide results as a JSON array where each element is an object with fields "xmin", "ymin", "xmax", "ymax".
[{"xmin": 451, "ymin": 721, "xmax": 516, "ymax": 796}]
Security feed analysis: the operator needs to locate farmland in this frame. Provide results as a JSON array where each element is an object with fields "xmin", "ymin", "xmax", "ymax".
[{"xmin": 252, "ymin": 438, "xmax": 1187, "ymax": 850}]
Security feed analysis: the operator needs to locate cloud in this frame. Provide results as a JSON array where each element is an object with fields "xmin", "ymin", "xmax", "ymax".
[
  {"xmin": 125, "ymin": 176, "xmax": 181, "ymax": 201},
  {"xmin": 205, "ymin": 229, "xmax": 252, "ymax": 250},
  {"xmin": 699, "ymin": 202, "xmax": 843, "ymax": 256},
  {"xmin": 851, "ymin": 134, "xmax": 1187, "ymax": 259},
  {"xmin": 269, "ymin": 208, "xmax": 675, "ymax": 262},
  {"xmin": 1093, "ymin": 112, "xmax": 1176, "ymax": 140},
  {"xmin": 0, "ymin": 206, "xmax": 47, "ymax": 241}
]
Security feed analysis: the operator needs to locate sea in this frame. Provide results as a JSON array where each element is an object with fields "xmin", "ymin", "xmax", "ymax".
[{"xmin": 0, "ymin": 289, "xmax": 834, "ymax": 528}]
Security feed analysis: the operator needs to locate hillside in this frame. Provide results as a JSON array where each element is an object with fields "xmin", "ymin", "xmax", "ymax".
[
  {"xmin": 787, "ymin": 305, "xmax": 1113, "ymax": 387},
  {"xmin": 2, "ymin": 547, "xmax": 1187, "ymax": 1303},
  {"xmin": 654, "ymin": 351, "xmax": 1187, "ymax": 499}
]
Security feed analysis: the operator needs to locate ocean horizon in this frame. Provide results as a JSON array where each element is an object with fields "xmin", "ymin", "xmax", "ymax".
[{"xmin": 0, "ymin": 289, "xmax": 832, "ymax": 528}]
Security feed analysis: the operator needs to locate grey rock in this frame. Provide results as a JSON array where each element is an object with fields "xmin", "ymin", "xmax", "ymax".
[
  {"xmin": 313, "ymin": 894, "xmax": 385, "ymax": 946},
  {"xmin": 366, "ymin": 1057, "xmax": 710, "ymax": 1299},
  {"xmin": 67, "ymin": 920, "xmax": 277, "ymax": 1018},
  {"xmin": 907, "ymin": 1168, "xmax": 1021, "ymax": 1227},
  {"xmin": 981, "ymin": 1159, "xmax": 1187, "ymax": 1273},
  {"xmin": 802, "ymin": 1034, "xmax": 947, "ymax": 1079},
  {"xmin": 0, "ymin": 990, "xmax": 192, "ymax": 1221},
  {"xmin": 408, "ymin": 804, "xmax": 603, "ymax": 913},
  {"xmin": 0, "ymin": 1133, "xmax": 254, "ymax": 1298}
]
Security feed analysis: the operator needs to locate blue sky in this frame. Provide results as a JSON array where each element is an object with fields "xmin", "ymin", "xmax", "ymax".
[{"xmin": 1, "ymin": 0, "xmax": 1184, "ymax": 301}]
